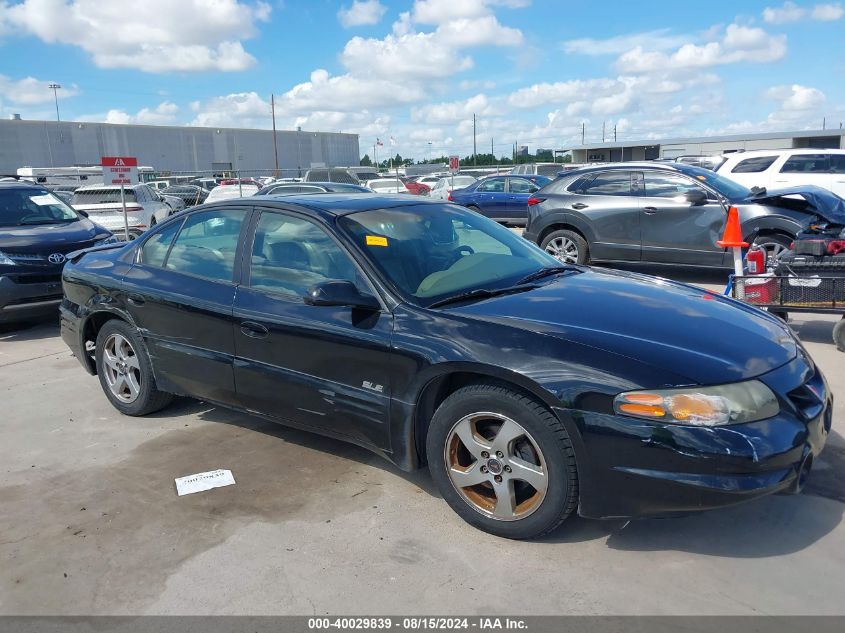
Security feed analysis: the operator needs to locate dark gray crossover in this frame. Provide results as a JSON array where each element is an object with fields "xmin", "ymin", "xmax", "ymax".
[{"xmin": 523, "ymin": 163, "xmax": 821, "ymax": 267}]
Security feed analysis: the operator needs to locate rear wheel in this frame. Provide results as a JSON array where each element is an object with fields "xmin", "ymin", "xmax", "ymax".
[
  {"xmin": 95, "ymin": 320, "xmax": 173, "ymax": 416},
  {"xmin": 426, "ymin": 383, "xmax": 578, "ymax": 539},
  {"xmin": 541, "ymin": 229, "xmax": 589, "ymax": 265}
]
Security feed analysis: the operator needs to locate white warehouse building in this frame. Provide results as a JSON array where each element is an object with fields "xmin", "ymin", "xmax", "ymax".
[
  {"xmin": 565, "ymin": 129, "xmax": 845, "ymax": 164},
  {"xmin": 0, "ymin": 117, "xmax": 360, "ymax": 176}
]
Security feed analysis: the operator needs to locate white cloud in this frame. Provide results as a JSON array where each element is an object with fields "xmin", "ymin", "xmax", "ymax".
[
  {"xmin": 79, "ymin": 101, "xmax": 179, "ymax": 126},
  {"xmin": 763, "ymin": 1, "xmax": 806, "ymax": 23},
  {"xmin": 411, "ymin": 94, "xmax": 495, "ymax": 124},
  {"xmin": 766, "ymin": 84, "xmax": 826, "ymax": 111},
  {"xmin": 0, "ymin": 0, "xmax": 271, "ymax": 72},
  {"xmin": 338, "ymin": 1, "xmax": 387, "ymax": 28},
  {"xmin": 763, "ymin": 1, "xmax": 843, "ymax": 22},
  {"xmin": 563, "ymin": 29, "xmax": 692, "ymax": 56},
  {"xmin": 615, "ymin": 24, "xmax": 786, "ymax": 73},
  {"xmin": 811, "ymin": 2, "xmax": 844, "ymax": 20},
  {"xmin": 0, "ymin": 75, "xmax": 79, "ymax": 105},
  {"xmin": 190, "ymin": 92, "xmax": 270, "ymax": 128}
]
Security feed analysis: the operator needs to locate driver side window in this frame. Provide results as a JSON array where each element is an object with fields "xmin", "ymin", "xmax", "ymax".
[
  {"xmin": 477, "ymin": 178, "xmax": 505, "ymax": 193},
  {"xmin": 248, "ymin": 212, "xmax": 366, "ymax": 299},
  {"xmin": 643, "ymin": 173, "xmax": 708, "ymax": 199}
]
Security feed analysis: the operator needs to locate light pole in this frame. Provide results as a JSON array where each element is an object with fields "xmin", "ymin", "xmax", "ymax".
[
  {"xmin": 427, "ymin": 141, "xmax": 432, "ymax": 163},
  {"xmin": 48, "ymin": 83, "xmax": 61, "ymax": 121}
]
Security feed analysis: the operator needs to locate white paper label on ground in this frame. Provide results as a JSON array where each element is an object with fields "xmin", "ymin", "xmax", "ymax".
[{"xmin": 175, "ymin": 469, "xmax": 235, "ymax": 496}]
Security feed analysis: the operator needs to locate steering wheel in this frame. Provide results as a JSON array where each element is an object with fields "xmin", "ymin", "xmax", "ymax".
[{"xmin": 446, "ymin": 245, "xmax": 475, "ymax": 266}]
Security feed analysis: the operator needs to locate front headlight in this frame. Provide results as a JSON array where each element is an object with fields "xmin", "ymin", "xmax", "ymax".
[
  {"xmin": 614, "ymin": 380, "xmax": 779, "ymax": 426},
  {"xmin": 96, "ymin": 234, "xmax": 120, "ymax": 245},
  {"xmin": 0, "ymin": 250, "xmax": 14, "ymax": 265}
]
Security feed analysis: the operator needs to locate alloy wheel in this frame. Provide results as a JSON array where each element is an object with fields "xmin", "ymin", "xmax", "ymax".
[
  {"xmin": 545, "ymin": 237, "xmax": 579, "ymax": 263},
  {"xmin": 102, "ymin": 333, "xmax": 142, "ymax": 403},
  {"xmin": 755, "ymin": 239, "xmax": 789, "ymax": 268},
  {"xmin": 444, "ymin": 412, "xmax": 548, "ymax": 521}
]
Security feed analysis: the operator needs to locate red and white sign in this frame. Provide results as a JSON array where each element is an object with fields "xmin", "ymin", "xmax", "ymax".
[
  {"xmin": 449, "ymin": 155, "xmax": 460, "ymax": 173},
  {"xmin": 101, "ymin": 156, "xmax": 138, "ymax": 186}
]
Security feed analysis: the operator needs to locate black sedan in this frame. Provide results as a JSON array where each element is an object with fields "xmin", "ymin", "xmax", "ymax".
[
  {"xmin": 160, "ymin": 185, "xmax": 209, "ymax": 207},
  {"xmin": 524, "ymin": 163, "xmax": 817, "ymax": 267},
  {"xmin": 60, "ymin": 195, "xmax": 831, "ymax": 538}
]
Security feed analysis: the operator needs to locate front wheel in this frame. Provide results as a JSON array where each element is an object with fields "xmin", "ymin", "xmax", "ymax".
[
  {"xmin": 426, "ymin": 383, "xmax": 578, "ymax": 539},
  {"xmin": 752, "ymin": 234, "xmax": 791, "ymax": 268},
  {"xmin": 541, "ymin": 229, "xmax": 589, "ymax": 265}
]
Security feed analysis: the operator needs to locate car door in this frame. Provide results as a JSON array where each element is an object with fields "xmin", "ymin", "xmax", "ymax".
[
  {"xmin": 640, "ymin": 171, "xmax": 726, "ymax": 266},
  {"xmin": 505, "ymin": 177, "xmax": 540, "ymax": 222},
  {"xmin": 568, "ymin": 170, "xmax": 640, "ymax": 261},
  {"xmin": 232, "ymin": 208, "xmax": 394, "ymax": 449},
  {"xmin": 121, "ymin": 206, "xmax": 250, "ymax": 405},
  {"xmin": 773, "ymin": 153, "xmax": 833, "ymax": 191},
  {"xmin": 472, "ymin": 177, "xmax": 508, "ymax": 218}
]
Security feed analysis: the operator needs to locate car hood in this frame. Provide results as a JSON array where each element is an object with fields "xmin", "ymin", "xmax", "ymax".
[
  {"xmin": 746, "ymin": 185, "xmax": 845, "ymax": 225},
  {"xmin": 449, "ymin": 268, "xmax": 797, "ymax": 386},
  {"xmin": 0, "ymin": 218, "xmax": 110, "ymax": 253}
]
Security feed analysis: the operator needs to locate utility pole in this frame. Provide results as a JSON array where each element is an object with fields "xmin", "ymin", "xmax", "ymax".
[
  {"xmin": 602, "ymin": 121, "xmax": 606, "ymax": 143},
  {"xmin": 270, "ymin": 94, "xmax": 279, "ymax": 174},
  {"xmin": 614, "ymin": 125, "xmax": 617, "ymax": 142},
  {"xmin": 491, "ymin": 138, "xmax": 494, "ymax": 163},
  {"xmin": 473, "ymin": 113, "xmax": 477, "ymax": 166},
  {"xmin": 581, "ymin": 122, "xmax": 585, "ymax": 145},
  {"xmin": 48, "ymin": 83, "xmax": 61, "ymax": 121},
  {"xmin": 823, "ymin": 117, "xmax": 826, "ymax": 130}
]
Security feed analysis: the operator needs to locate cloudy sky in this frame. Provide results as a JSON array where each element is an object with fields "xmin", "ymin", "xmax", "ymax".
[{"xmin": 0, "ymin": 0, "xmax": 843, "ymax": 161}]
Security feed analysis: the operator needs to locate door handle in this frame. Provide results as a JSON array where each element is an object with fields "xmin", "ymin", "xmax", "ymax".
[
  {"xmin": 127, "ymin": 294, "xmax": 145, "ymax": 306},
  {"xmin": 240, "ymin": 321, "xmax": 269, "ymax": 339},
  {"xmin": 571, "ymin": 202, "xmax": 589, "ymax": 210},
  {"xmin": 643, "ymin": 206, "xmax": 658, "ymax": 214}
]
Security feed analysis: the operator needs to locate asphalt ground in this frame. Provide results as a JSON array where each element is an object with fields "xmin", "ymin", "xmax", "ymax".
[{"xmin": 1, "ymin": 264, "xmax": 843, "ymax": 615}]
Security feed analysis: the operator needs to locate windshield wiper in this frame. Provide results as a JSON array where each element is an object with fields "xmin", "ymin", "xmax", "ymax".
[
  {"xmin": 517, "ymin": 266, "xmax": 573, "ymax": 285},
  {"xmin": 428, "ymin": 284, "xmax": 538, "ymax": 309}
]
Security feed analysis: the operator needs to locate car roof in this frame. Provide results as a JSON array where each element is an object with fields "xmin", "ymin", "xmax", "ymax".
[
  {"xmin": 244, "ymin": 193, "xmax": 444, "ymax": 220},
  {"xmin": 558, "ymin": 162, "xmax": 698, "ymax": 176},
  {"xmin": 721, "ymin": 148, "xmax": 845, "ymax": 158}
]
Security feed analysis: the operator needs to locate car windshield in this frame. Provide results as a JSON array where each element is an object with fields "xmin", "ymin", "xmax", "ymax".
[
  {"xmin": 0, "ymin": 189, "xmax": 80, "ymax": 226},
  {"xmin": 679, "ymin": 165, "xmax": 751, "ymax": 200},
  {"xmin": 339, "ymin": 203, "xmax": 562, "ymax": 307}
]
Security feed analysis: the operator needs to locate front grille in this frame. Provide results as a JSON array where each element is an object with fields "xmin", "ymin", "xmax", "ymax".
[
  {"xmin": 9, "ymin": 273, "xmax": 62, "ymax": 285},
  {"xmin": 786, "ymin": 367, "xmax": 826, "ymax": 420}
]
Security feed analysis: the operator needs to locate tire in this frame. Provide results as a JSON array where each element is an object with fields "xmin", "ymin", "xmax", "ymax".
[
  {"xmin": 426, "ymin": 382, "xmax": 578, "ymax": 539},
  {"xmin": 95, "ymin": 320, "xmax": 173, "ymax": 416},
  {"xmin": 541, "ymin": 229, "xmax": 589, "ymax": 265},
  {"xmin": 752, "ymin": 234, "xmax": 791, "ymax": 268},
  {"xmin": 834, "ymin": 318, "xmax": 845, "ymax": 353}
]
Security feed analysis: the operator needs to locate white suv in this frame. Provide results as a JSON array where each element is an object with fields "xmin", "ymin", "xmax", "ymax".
[
  {"xmin": 717, "ymin": 149, "xmax": 845, "ymax": 197},
  {"xmin": 70, "ymin": 184, "xmax": 171, "ymax": 240}
]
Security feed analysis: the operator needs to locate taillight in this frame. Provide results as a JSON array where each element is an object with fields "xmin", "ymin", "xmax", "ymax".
[
  {"xmin": 527, "ymin": 196, "xmax": 545, "ymax": 206},
  {"xmin": 829, "ymin": 240, "xmax": 845, "ymax": 255},
  {"xmin": 447, "ymin": 192, "xmax": 452, "ymax": 201}
]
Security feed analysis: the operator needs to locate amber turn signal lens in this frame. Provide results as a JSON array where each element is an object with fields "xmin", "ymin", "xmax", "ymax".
[{"xmin": 617, "ymin": 403, "xmax": 666, "ymax": 418}]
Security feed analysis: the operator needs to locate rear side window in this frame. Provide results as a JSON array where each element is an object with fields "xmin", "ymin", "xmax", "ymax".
[
  {"xmin": 831, "ymin": 155, "xmax": 845, "ymax": 174},
  {"xmin": 731, "ymin": 156, "xmax": 777, "ymax": 173},
  {"xmin": 164, "ymin": 210, "xmax": 245, "ymax": 282},
  {"xmin": 780, "ymin": 154, "xmax": 830, "ymax": 173},
  {"xmin": 140, "ymin": 220, "xmax": 183, "ymax": 267},
  {"xmin": 582, "ymin": 172, "xmax": 632, "ymax": 196}
]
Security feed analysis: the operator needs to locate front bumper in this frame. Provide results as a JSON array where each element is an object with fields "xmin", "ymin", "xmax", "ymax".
[
  {"xmin": 564, "ymin": 353, "xmax": 832, "ymax": 519},
  {"xmin": 0, "ymin": 273, "xmax": 63, "ymax": 323}
]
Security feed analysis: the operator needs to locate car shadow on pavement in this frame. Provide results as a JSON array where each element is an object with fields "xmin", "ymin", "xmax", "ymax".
[
  {"xmin": 150, "ymin": 397, "xmax": 443, "ymax": 498},
  {"xmin": 0, "ymin": 317, "xmax": 59, "ymax": 342},
  {"xmin": 789, "ymin": 318, "xmax": 840, "ymax": 346}
]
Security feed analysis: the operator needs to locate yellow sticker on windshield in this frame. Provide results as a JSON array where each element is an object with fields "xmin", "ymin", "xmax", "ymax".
[{"xmin": 366, "ymin": 235, "xmax": 388, "ymax": 247}]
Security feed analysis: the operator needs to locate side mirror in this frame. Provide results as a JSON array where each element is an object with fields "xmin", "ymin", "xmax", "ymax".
[
  {"xmin": 304, "ymin": 280, "xmax": 380, "ymax": 310},
  {"xmin": 685, "ymin": 189, "xmax": 708, "ymax": 206},
  {"xmin": 77, "ymin": 209, "xmax": 89, "ymax": 218}
]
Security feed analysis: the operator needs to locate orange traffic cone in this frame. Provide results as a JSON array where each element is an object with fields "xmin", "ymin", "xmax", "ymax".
[{"xmin": 717, "ymin": 206, "xmax": 749, "ymax": 248}]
